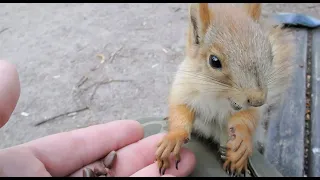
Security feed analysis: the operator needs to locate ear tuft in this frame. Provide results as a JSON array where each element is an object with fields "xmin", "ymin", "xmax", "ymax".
[
  {"xmin": 188, "ymin": 3, "xmax": 212, "ymax": 46},
  {"xmin": 243, "ymin": 3, "xmax": 261, "ymax": 21},
  {"xmin": 199, "ymin": 3, "xmax": 211, "ymax": 35}
]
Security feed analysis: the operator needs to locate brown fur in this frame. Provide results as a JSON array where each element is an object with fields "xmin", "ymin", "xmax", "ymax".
[
  {"xmin": 168, "ymin": 104, "xmax": 195, "ymax": 134},
  {"xmin": 223, "ymin": 108, "xmax": 259, "ymax": 173},
  {"xmin": 244, "ymin": 3, "xmax": 261, "ymax": 21},
  {"xmin": 199, "ymin": 3, "xmax": 212, "ymax": 35}
]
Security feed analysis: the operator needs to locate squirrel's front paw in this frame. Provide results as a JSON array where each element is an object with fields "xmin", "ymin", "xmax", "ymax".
[
  {"xmin": 223, "ymin": 124, "xmax": 253, "ymax": 176},
  {"xmin": 155, "ymin": 131, "xmax": 189, "ymax": 175}
]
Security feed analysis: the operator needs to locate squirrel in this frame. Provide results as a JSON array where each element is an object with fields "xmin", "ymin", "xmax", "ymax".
[{"xmin": 155, "ymin": 3, "xmax": 296, "ymax": 176}]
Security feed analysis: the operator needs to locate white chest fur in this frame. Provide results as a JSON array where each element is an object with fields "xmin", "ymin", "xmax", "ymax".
[
  {"xmin": 186, "ymin": 93, "xmax": 234, "ymax": 144},
  {"xmin": 188, "ymin": 94, "xmax": 266, "ymax": 147}
]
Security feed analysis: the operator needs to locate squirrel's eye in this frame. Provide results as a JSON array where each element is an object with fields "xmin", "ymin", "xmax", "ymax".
[{"xmin": 209, "ymin": 55, "xmax": 222, "ymax": 69}]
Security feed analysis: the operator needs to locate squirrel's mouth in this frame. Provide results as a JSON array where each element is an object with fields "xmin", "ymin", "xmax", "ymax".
[{"xmin": 228, "ymin": 98, "xmax": 242, "ymax": 111}]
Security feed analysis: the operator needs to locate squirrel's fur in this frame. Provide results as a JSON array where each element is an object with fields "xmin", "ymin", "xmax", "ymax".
[
  {"xmin": 170, "ymin": 3, "xmax": 295, "ymax": 145},
  {"xmin": 156, "ymin": 3, "xmax": 296, "ymax": 174}
]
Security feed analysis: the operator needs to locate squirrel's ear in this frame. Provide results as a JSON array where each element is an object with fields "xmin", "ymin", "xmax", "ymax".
[
  {"xmin": 243, "ymin": 3, "xmax": 261, "ymax": 21},
  {"xmin": 188, "ymin": 3, "xmax": 213, "ymax": 45}
]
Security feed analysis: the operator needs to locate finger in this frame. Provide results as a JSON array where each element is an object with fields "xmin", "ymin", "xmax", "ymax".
[
  {"xmin": 68, "ymin": 133, "xmax": 196, "ymax": 177},
  {"xmin": 68, "ymin": 151, "xmax": 117, "ymax": 177},
  {"xmin": 70, "ymin": 133, "xmax": 168, "ymax": 177},
  {"xmin": 0, "ymin": 147, "xmax": 51, "ymax": 177},
  {"xmin": 161, "ymin": 174, "xmax": 175, "ymax": 177},
  {"xmin": 0, "ymin": 60, "xmax": 20, "ymax": 128},
  {"xmin": 110, "ymin": 133, "xmax": 195, "ymax": 177},
  {"xmin": 130, "ymin": 148, "xmax": 195, "ymax": 177},
  {"xmin": 23, "ymin": 120, "xmax": 143, "ymax": 177}
]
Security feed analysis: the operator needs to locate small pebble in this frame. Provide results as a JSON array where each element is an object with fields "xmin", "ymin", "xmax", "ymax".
[
  {"xmin": 307, "ymin": 75, "xmax": 311, "ymax": 81},
  {"xmin": 21, "ymin": 112, "xmax": 29, "ymax": 117},
  {"xmin": 151, "ymin": 64, "xmax": 159, "ymax": 68},
  {"xmin": 162, "ymin": 48, "xmax": 168, "ymax": 53},
  {"xmin": 67, "ymin": 112, "xmax": 77, "ymax": 116},
  {"xmin": 306, "ymin": 114, "xmax": 310, "ymax": 120}
]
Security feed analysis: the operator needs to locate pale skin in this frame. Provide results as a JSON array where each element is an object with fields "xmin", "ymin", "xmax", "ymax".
[{"xmin": 0, "ymin": 60, "xmax": 196, "ymax": 177}]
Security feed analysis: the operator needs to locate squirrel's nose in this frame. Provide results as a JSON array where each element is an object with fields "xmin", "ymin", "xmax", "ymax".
[{"xmin": 246, "ymin": 90, "xmax": 266, "ymax": 107}]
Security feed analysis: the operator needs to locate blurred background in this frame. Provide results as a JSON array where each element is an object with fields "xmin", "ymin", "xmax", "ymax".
[{"xmin": 0, "ymin": 3, "xmax": 319, "ymax": 148}]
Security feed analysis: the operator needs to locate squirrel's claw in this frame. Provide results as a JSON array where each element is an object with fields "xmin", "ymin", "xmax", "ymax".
[
  {"xmin": 157, "ymin": 159, "xmax": 169, "ymax": 175},
  {"xmin": 155, "ymin": 132, "xmax": 186, "ymax": 175},
  {"xmin": 221, "ymin": 125, "xmax": 252, "ymax": 177},
  {"xmin": 218, "ymin": 145, "xmax": 227, "ymax": 158},
  {"xmin": 223, "ymin": 162, "xmax": 246, "ymax": 177},
  {"xmin": 175, "ymin": 159, "xmax": 180, "ymax": 170}
]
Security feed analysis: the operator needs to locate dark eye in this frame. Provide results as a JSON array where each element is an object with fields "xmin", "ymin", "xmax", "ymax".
[{"xmin": 209, "ymin": 55, "xmax": 222, "ymax": 69}]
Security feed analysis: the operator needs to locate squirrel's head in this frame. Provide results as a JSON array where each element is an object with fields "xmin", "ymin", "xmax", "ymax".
[{"xmin": 183, "ymin": 3, "xmax": 295, "ymax": 111}]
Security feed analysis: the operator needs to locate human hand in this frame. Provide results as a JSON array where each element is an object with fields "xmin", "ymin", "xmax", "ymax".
[{"xmin": 0, "ymin": 61, "xmax": 196, "ymax": 177}]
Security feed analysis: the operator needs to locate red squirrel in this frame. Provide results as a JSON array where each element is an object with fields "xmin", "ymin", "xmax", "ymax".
[{"xmin": 155, "ymin": 3, "xmax": 296, "ymax": 176}]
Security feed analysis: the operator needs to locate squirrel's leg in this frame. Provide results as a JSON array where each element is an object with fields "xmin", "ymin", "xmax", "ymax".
[
  {"xmin": 155, "ymin": 104, "xmax": 195, "ymax": 175},
  {"xmin": 223, "ymin": 108, "xmax": 259, "ymax": 175}
]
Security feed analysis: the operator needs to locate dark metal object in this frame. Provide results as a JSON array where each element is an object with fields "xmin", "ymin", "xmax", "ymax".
[
  {"xmin": 264, "ymin": 30, "xmax": 308, "ymax": 177},
  {"xmin": 309, "ymin": 28, "xmax": 320, "ymax": 177}
]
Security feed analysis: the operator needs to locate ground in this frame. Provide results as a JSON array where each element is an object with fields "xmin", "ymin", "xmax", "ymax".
[{"xmin": 0, "ymin": 3, "xmax": 319, "ymax": 149}]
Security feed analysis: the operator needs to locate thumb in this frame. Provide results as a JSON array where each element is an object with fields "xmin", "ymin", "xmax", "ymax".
[{"xmin": 0, "ymin": 61, "xmax": 20, "ymax": 128}]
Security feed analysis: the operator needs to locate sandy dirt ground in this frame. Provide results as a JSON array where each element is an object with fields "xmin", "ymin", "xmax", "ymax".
[{"xmin": 0, "ymin": 3, "xmax": 319, "ymax": 149}]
